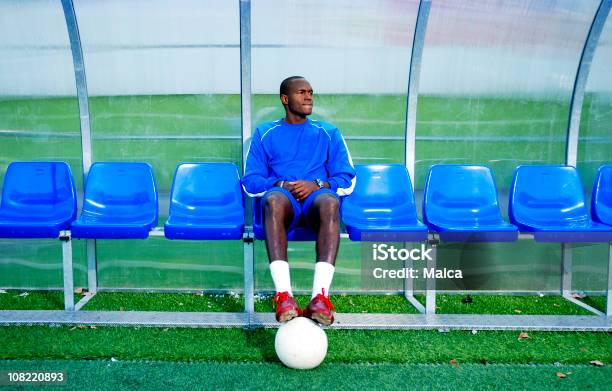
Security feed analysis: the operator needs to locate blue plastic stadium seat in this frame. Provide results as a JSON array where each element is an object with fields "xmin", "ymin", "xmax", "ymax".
[
  {"xmin": 341, "ymin": 164, "xmax": 428, "ymax": 241},
  {"xmin": 592, "ymin": 165, "xmax": 612, "ymax": 227},
  {"xmin": 71, "ymin": 162, "xmax": 158, "ymax": 239},
  {"xmin": 509, "ymin": 165, "xmax": 612, "ymax": 242},
  {"xmin": 0, "ymin": 161, "xmax": 77, "ymax": 238},
  {"xmin": 165, "ymin": 163, "xmax": 244, "ymax": 240},
  {"xmin": 423, "ymin": 165, "xmax": 518, "ymax": 242},
  {"xmin": 253, "ymin": 196, "xmax": 317, "ymax": 241}
]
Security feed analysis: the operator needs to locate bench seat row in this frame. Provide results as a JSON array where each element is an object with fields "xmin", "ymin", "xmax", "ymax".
[{"xmin": 0, "ymin": 161, "xmax": 611, "ymax": 244}]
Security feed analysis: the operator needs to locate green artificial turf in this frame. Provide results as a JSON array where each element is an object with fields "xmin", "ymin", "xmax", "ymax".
[
  {"xmin": 0, "ymin": 291, "xmax": 607, "ymax": 316},
  {"xmin": 0, "ymin": 326, "xmax": 610, "ymax": 365},
  {"xmin": 0, "ymin": 290, "xmax": 607, "ymax": 316},
  {"xmin": 0, "ymin": 360, "xmax": 610, "ymax": 391}
]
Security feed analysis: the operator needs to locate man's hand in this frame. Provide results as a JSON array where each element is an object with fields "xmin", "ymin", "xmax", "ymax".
[
  {"xmin": 274, "ymin": 180, "xmax": 295, "ymax": 192},
  {"xmin": 288, "ymin": 180, "xmax": 319, "ymax": 202}
]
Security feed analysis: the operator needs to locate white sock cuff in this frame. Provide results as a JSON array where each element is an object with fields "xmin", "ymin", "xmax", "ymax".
[
  {"xmin": 270, "ymin": 260, "xmax": 292, "ymax": 295},
  {"xmin": 312, "ymin": 262, "xmax": 335, "ymax": 298},
  {"xmin": 315, "ymin": 262, "xmax": 335, "ymax": 273}
]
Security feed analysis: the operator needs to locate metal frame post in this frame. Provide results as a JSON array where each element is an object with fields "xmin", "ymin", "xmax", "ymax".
[
  {"xmin": 61, "ymin": 0, "xmax": 97, "ymax": 300},
  {"xmin": 562, "ymin": 0, "xmax": 611, "ymax": 317},
  {"xmin": 243, "ymin": 234, "xmax": 255, "ymax": 318},
  {"xmin": 404, "ymin": 243, "xmax": 426, "ymax": 313},
  {"xmin": 86, "ymin": 240, "xmax": 97, "ymax": 294},
  {"xmin": 425, "ymin": 239, "xmax": 437, "ymax": 314},
  {"xmin": 566, "ymin": 0, "xmax": 612, "ymax": 166},
  {"xmin": 404, "ymin": 0, "xmax": 431, "ymax": 184},
  {"xmin": 561, "ymin": 243, "xmax": 573, "ymax": 298},
  {"xmin": 239, "ymin": 0, "xmax": 252, "ymax": 165},
  {"xmin": 240, "ymin": 0, "xmax": 254, "ymax": 321},
  {"xmin": 60, "ymin": 232, "xmax": 74, "ymax": 311}
]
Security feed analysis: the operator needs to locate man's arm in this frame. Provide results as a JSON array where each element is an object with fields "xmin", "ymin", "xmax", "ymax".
[
  {"xmin": 325, "ymin": 129, "xmax": 356, "ymax": 196},
  {"xmin": 241, "ymin": 130, "xmax": 282, "ymax": 197}
]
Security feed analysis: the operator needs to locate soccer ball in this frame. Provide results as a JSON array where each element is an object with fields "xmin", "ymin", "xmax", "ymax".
[{"xmin": 274, "ymin": 317, "xmax": 328, "ymax": 369}]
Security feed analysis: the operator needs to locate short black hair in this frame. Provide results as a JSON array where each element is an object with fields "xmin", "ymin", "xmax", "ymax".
[{"xmin": 280, "ymin": 76, "xmax": 305, "ymax": 96}]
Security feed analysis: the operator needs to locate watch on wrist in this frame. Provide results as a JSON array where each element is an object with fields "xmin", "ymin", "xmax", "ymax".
[{"xmin": 314, "ymin": 178, "xmax": 324, "ymax": 189}]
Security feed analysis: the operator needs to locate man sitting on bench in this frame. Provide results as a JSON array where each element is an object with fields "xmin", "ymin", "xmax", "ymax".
[{"xmin": 242, "ymin": 76, "xmax": 356, "ymax": 325}]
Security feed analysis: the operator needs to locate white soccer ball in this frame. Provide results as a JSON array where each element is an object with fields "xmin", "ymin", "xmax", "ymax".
[{"xmin": 274, "ymin": 317, "xmax": 328, "ymax": 369}]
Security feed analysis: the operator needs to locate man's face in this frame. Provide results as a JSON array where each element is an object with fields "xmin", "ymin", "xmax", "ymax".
[{"xmin": 282, "ymin": 79, "xmax": 314, "ymax": 117}]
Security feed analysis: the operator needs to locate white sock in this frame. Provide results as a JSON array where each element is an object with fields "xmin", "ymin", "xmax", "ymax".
[
  {"xmin": 269, "ymin": 260, "xmax": 292, "ymax": 296},
  {"xmin": 312, "ymin": 262, "xmax": 335, "ymax": 298}
]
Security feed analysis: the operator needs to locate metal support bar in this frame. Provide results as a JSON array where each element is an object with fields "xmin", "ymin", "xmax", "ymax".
[
  {"xmin": 560, "ymin": 243, "xmax": 604, "ymax": 315},
  {"xmin": 404, "ymin": 0, "xmax": 431, "ymax": 183},
  {"xmin": 1, "ymin": 311, "xmax": 610, "ymax": 331},
  {"xmin": 74, "ymin": 292, "xmax": 96, "ymax": 312},
  {"xmin": 243, "ymin": 234, "xmax": 255, "ymax": 318},
  {"xmin": 566, "ymin": 0, "xmax": 612, "ymax": 166},
  {"xmin": 403, "ymin": 243, "xmax": 425, "ymax": 314},
  {"xmin": 86, "ymin": 240, "xmax": 97, "ymax": 294},
  {"xmin": 562, "ymin": 294, "xmax": 604, "ymax": 316},
  {"xmin": 60, "ymin": 231, "xmax": 74, "ymax": 311},
  {"xmin": 561, "ymin": 243, "xmax": 572, "ymax": 297},
  {"xmin": 425, "ymin": 240, "xmax": 437, "ymax": 314}
]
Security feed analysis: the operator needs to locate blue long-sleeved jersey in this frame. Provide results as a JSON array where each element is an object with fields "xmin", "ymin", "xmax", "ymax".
[{"xmin": 242, "ymin": 118, "xmax": 356, "ymax": 197}]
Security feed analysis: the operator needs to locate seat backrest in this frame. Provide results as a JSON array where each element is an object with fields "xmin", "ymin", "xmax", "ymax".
[
  {"xmin": 591, "ymin": 165, "xmax": 612, "ymax": 225},
  {"xmin": 169, "ymin": 162, "xmax": 243, "ymax": 220},
  {"xmin": 423, "ymin": 165, "xmax": 503, "ymax": 225},
  {"xmin": 83, "ymin": 162, "xmax": 158, "ymax": 220},
  {"xmin": 342, "ymin": 164, "xmax": 419, "ymax": 221},
  {"xmin": 0, "ymin": 161, "xmax": 76, "ymax": 220},
  {"xmin": 509, "ymin": 165, "xmax": 589, "ymax": 226}
]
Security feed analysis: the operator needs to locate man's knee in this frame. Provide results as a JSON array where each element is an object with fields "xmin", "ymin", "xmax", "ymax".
[
  {"xmin": 264, "ymin": 192, "xmax": 290, "ymax": 215},
  {"xmin": 317, "ymin": 196, "xmax": 339, "ymax": 219}
]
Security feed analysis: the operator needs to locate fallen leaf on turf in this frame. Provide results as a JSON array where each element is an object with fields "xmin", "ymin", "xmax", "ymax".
[
  {"xmin": 69, "ymin": 326, "xmax": 77, "ymax": 331},
  {"xmin": 450, "ymin": 359, "xmax": 458, "ymax": 365},
  {"xmin": 556, "ymin": 372, "xmax": 567, "ymax": 378},
  {"xmin": 571, "ymin": 292, "xmax": 586, "ymax": 299},
  {"xmin": 579, "ymin": 347, "xmax": 587, "ymax": 352},
  {"xmin": 590, "ymin": 360, "xmax": 604, "ymax": 367},
  {"xmin": 471, "ymin": 330, "xmax": 477, "ymax": 334},
  {"xmin": 348, "ymin": 299, "xmax": 355, "ymax": 306},
  {"xmin": 119, "ymin": 306, "xmax": 125, "ymax": 311},
  {"xmin": 553, "ymin": 303, "xmax": 561, "ymax": 307},
  {"xmin": 18, "ymin": 292, "xmax": 29, "ymax": 297},
  {"xmin": 514, "ymin": 309, "xmax": 522, "ymax": 314},
  {"xmin": 90, "ymin": 325, "xmax": 97, "ymax": 329},
  {"xmin": 78, "ymin": 325, "xmax": 86, "ymax": 329},
  {"xmin": 74, "ymin": 287, "xmax": 83, "ymax": 294},
  {"xmin": 518, "ymin": 332, "xmax": 530, "ymax": 340}
]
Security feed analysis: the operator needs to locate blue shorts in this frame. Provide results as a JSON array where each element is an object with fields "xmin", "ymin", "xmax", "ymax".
[{"xmin": 263, "ymin": 187, "xmax": 339, "ymax": 231}]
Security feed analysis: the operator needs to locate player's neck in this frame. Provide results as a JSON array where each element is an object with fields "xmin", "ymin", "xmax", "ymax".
[{"xmin": 284, "ymin": 113, "xmax": 308, "ymax": 125}]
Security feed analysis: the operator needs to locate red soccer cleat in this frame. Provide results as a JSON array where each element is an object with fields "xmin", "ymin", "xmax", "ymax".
[
  {"xmin": 303, "ymin": 288, "xmax": 335, "ymax": 326},
  {"xmin": 273, "ymin": 291, "xmax": 301, "ymax": 323}
]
